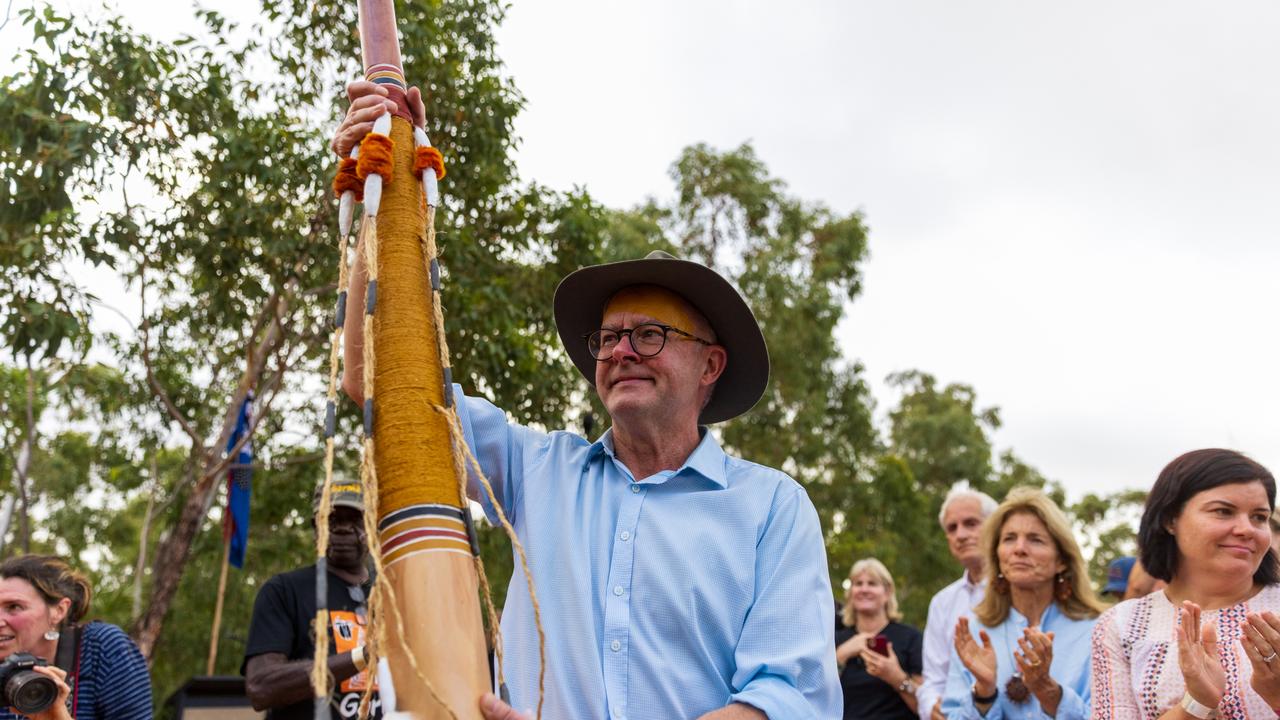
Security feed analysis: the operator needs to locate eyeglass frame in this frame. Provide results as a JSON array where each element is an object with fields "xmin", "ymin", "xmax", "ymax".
[{"xmin": 582, "ymin": 323, "xmax": 713, "ymax": 361}]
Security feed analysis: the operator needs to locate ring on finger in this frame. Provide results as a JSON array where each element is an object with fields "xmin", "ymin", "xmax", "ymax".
[{"xmin": 1264, "ymin": 650, "xmax": 1278, "ymax": 664}]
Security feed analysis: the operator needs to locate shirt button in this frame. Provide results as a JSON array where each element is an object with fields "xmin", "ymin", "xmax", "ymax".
[
  {"xmin": 630, "ymin": 484, "xmax": 640, "ymax": 493},
  {"xmin": 619, "ymin": 531, "xmax": 631, "ymax": 541},
  {"xmin": 610, "ymin": 640, "xmax": 621, "ymax": 652},
  {"xmin": 613, "ymin": 585, "xmax": 624, "ymax": 596}
]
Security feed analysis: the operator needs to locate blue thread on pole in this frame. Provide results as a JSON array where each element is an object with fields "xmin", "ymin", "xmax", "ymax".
[
  {"xmin": 363, "ymin": 399, "xmax": 374, "ymax": 437},
  {"xmin": 442, "ymin": 367, "xmax": 453, "ymax": 407},
  {"xmin": 430, "ymin": 258, "xmax": 441, "ymax": 291},
  {"xmin": 334, "ymin": 291, "xmax": 347, "ymax": 329},
  {"xmin": 324, "ymin": 400, "xmax": 336, "ymax": 439},
  {"xmin": 365, "ymin": 280, "xmax": 377, "ymax": 314},
  {"xmin": 461, "ymin": 504, "xmax": 481, "ymax": 557}
]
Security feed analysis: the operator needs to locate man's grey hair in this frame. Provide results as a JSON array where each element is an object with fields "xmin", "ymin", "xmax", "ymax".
[{"xmin": 937, "ymin": 484, "xmax": 998, "ymax": 527}]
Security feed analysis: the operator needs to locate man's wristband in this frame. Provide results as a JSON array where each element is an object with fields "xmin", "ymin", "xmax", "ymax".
[
  {"xmin": 351, "ymin": 645, "xmax": 367, "ymax": 672},
  {"xmin": 1180, "ymin": 693, "xmax": 1214, "ymax": 719}
]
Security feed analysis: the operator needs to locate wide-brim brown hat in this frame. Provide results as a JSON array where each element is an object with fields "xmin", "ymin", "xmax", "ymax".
[{"xmin": 553, "ymin": 250, "xmax": 769, "ymax": 425}]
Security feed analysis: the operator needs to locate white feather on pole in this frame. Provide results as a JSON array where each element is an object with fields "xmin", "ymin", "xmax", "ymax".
[{"xmin": 363, "ymin": 112, "xmax": 393, "ymax": 216}]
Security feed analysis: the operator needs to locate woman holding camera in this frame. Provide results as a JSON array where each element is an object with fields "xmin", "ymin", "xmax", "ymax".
[
  {"xmin": 0, "ymin": 555, "xmax": 151, "ymax": 720},
  {"xmin": 942, "ymin": 486, "xmax": 1106, "ymax": 720},
  {"xmin": 1092, "ymin": 449, "xmax": 1280, "ymax": 719},
  {"xmin": 835, "ymin": 558, "xmax": 923, "ymax": 720}
]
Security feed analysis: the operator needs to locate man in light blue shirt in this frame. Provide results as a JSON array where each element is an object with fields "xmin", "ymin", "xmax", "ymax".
[
  {"xmin": 340, "ymin": 236, "xmax": 840, "ymax": 717},
  {"xmin": 467, "ymin": 252, "xmax": 839, "ymax": 720}
]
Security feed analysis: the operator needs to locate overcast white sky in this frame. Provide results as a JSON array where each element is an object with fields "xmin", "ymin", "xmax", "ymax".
[{"xmin": 4, "ymin": 0, "xmax": 1277, "ymax": 500}]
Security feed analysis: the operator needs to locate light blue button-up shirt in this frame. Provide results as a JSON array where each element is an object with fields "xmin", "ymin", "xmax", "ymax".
[
  {"xmin": 455, "ymin": 389, "xmax": 841, "ymax": 720},
  {"xmin": 940, "ymin": 602, "xmax": 1096, "ymax": 720}
]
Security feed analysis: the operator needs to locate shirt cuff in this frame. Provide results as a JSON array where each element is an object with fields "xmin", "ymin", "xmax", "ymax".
[
  {"xmin": 729, "ymin": 673, "xmax": 819, "ymax": 720},
  {"xmin": 954, "ymin": 690, "xmax": 1004, "ymax": 720},
  {"xmin": 1046, "ymin": 683, "xmax": 1086, "ymax": 720},
  {"xmin": 916, "ymin": 687, "xmax": 938, "ymax": 720}
]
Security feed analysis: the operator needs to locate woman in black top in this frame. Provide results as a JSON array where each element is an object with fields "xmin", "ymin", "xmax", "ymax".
[{"xmin": 834, "ymin": 558, "xmax": 923, "ymax": 720}]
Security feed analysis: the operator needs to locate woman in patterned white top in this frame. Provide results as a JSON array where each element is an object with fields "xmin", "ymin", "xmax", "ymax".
[{"xmin": 1091, "ymin": 448, "xmax": 1280, "ymax": 720}]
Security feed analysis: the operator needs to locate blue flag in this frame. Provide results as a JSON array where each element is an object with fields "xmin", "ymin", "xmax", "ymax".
[{"xmin": 223, "ymin": 391, "xmax": 253, "ymax": 569}]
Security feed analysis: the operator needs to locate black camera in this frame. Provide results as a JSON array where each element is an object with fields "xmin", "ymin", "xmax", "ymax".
[{"xmin": 0, "ymin": 653, "xmax": 57, "ymax": 715}]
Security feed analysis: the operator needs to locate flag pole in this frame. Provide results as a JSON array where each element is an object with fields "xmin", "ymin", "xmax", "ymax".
[{"xmin": 206, "ymin": 525, "xmax": 233, "ymax": 675}]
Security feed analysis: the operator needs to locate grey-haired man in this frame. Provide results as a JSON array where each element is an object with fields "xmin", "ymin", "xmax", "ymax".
[{"xmin": 918, "ymin": 486, "xmax": 996, "ymax": 720}]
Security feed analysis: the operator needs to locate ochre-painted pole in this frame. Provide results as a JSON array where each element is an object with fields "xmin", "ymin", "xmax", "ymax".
[{"xmin": 355, "ymin": 1, "xmax": 489, "ymax": 717}]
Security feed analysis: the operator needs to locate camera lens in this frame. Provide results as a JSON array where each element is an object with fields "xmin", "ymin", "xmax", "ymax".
[{"xmin": 6, "ymin": 671, "xmax": 58, "ymax": 715}]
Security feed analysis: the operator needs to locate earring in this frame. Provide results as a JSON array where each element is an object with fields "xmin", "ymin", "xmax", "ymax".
[
  {"xmin": 43, "ymin": 630, "xmax": 60, "ymax": 641},
  {"xmin": 1054, "ymin": 573, "xmax": 1072, "ymax": 602},
  {"xmin": 994, "ymin": 572, "xmax": 1009, "ymax": 594}
]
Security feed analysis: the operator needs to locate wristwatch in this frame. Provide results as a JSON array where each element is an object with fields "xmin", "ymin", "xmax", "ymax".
[
  {"xmin": 897, "ymin": 678, "xmax": 917, "ymax": 695},
  {"xmin": 1179, "ymin": 693, "xmax": 1214, "ymax": 719}
]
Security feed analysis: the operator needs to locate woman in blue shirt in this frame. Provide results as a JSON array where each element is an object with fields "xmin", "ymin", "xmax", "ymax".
[{"xmin": 942, "ymin": 487, "xmax": 1107, "ymax": 720}]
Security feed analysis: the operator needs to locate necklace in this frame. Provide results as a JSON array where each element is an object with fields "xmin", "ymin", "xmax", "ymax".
[{"xmin": 1002, "ymin": 622, "xmax": 1030, "ymax": 703}]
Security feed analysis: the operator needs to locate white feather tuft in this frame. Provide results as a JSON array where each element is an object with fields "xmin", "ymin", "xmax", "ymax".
[
  {"xmin": 425, "ymin": 175, "xmax": 439, "ymax": 208},
  {"xmin": 363, "ymin": 176, "xmax": 382, "ymax": 216},
  {"xmin": 339, "ymin": 193, "xmax": 354, "ymax": 235}
]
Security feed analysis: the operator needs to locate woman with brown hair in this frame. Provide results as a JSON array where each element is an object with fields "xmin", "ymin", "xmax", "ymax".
[
  {"xmin": 1092, "ymin": 449, "xmax": 1279, "ymax": 719},
  {"xmin": 941, "ymin": 486, "xmax": 1106, "ymax": 719},
  {"xmin": 0, "ymin": 555, "xmax": 151, "ymax": 720}
]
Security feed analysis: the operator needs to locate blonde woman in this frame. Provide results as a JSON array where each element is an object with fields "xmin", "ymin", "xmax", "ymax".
[
  {"xmin": 835, "ymin": 558, "xmax": 924, "ymax": 720},
  {"xmin": 942, "ymin": 487, "xmax": 1106, "ymax": 720}
]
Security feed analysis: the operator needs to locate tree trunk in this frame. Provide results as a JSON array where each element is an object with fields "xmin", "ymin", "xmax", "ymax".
[
  {"xmin": 131, "ymin": 454, "xmax": 159, "ymax": 621},
  {"xmin": 132, "ymin": 310, "xmax": 286, "ymax": 660}
]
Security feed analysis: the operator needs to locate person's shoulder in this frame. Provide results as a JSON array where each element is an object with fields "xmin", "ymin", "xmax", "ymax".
[
  {"xmin": 1097, "ymin": 591, "xmax": 1166, "ymax": 630},
  {"xmin": 1254, "ymin": 583, "xmax": 1280, "ymax": 609},
  {"xmin": 887, "ymin": 620, "xmax": 923, "ymax": 639},
  {"xmin": 81, "ymin": 620, "xmax": 137, "ymax": 648},
  {"xmin": 928, "ymin": 576, "xmax": 970, "ymax": 605},
  {"xmin": 266, "ymin": 563, "xmax": 318, "ymax": 588},
  {"xmin": 723, "ymin": 452, "xmax": 805, "ymax": 497},
  {"xmin": 80, "ymin": 622, "xmax": 149, "ymax": 679},
  {"xmin": 542, "ymin": 428, "xmax": 593, "ymax": 452}
]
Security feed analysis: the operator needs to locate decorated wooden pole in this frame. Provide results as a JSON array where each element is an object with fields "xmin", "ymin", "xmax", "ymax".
[{"xmin": 348, "ymin": 0, "xmax": 490, "ymax": 717}]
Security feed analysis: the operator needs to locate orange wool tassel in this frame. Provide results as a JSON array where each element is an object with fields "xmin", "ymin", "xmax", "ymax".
[
  {"xmin": 333, "ymin": 157, "xmax": 364, "ymax": 200},
  {"xmin": 414, "ymin": 146, "xmax": 446, "ymax": 180},
  {"xmin": 356, "ymin": 133, "xmax": 395, "ymax": 183}
]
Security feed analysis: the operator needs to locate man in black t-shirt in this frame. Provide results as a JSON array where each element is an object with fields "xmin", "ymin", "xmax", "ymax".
[{"xmin": 243, "ymin": 482, "xmax": 381, "ymax": 720}]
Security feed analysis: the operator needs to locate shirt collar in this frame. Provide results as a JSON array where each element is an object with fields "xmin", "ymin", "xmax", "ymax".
[
  {"xmin": 1009, "ymin": 600, "xmax": 1062, "ymax": 628},
  {"xmin": 586, "ymin": 427, "xmax": 728, "ymax": 488}
]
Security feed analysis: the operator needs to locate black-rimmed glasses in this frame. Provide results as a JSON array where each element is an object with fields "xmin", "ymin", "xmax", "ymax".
[{"xmin": 583, "ymin": 323, "xmax": 711, "ymax": 360}]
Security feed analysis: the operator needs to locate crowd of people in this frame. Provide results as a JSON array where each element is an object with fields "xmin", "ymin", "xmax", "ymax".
[
  {"xmin": 4, "ymin": 84, "xmax": 1276, "ymax": 720},
  {"xmin": 836, "ymin": 448, "xmax": 1280, "ymax": 720}
]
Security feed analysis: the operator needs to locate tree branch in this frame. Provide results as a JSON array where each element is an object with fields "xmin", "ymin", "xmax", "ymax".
[{"xmin": 139, "ymin": 261, "xmax": 203, "ymax": 448}]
